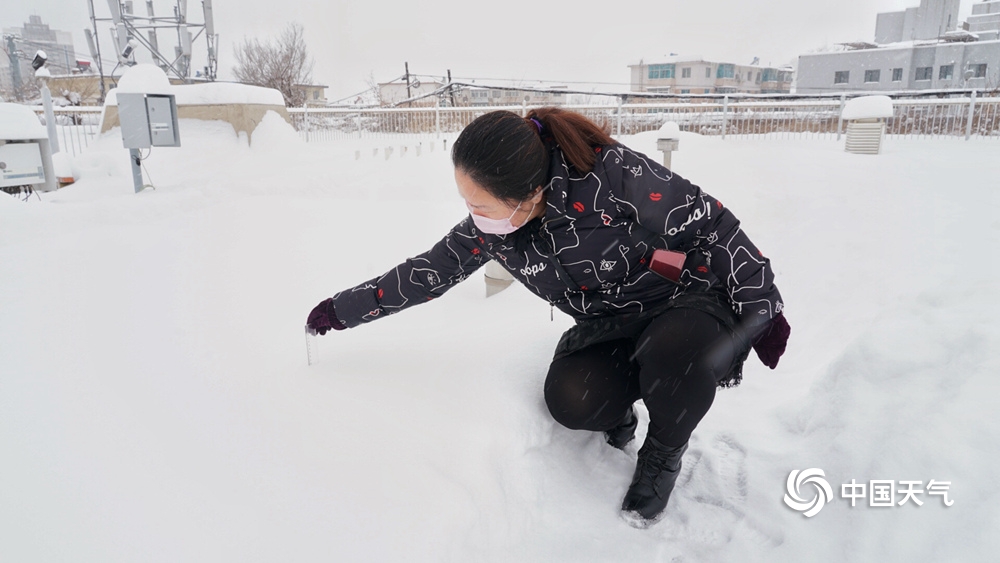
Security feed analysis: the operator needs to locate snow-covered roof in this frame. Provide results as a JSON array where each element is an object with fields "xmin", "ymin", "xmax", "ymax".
[
  {"xmin": 106, "ymin": 81, "xmax": 285, "ymax": 107},
  {"xmin": 0, "ymin": 102, "xmax": 47, "ymax": 140},
  {"xmin": 842, "ymin": 95, "xmax": 894, "ymax": 120},
  {"xmin": 630, "ymin": 55, "xmax": 708, "ymax": 66},
  {"xmin": 801, "ymin": 38, "xmax": 1000, "ymax": 57}
]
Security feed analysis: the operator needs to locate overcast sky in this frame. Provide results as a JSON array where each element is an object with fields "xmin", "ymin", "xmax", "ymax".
[{"xmin": 4, "ymin": 0, "xmax": 978, "ymax": 101}]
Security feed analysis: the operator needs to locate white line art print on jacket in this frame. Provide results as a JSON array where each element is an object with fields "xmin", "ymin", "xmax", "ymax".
[{"xmin": 331, "ymin": 142, "xmax": 782, "ymax": 331}]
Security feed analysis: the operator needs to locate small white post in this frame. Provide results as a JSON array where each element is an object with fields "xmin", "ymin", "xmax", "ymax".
[
  {"xmin": 837, "ymin": 93, "xmax": 846, "ymax": 141},
  {"xmin": 41, "ymin": 84, "xmax": 61, "ymax": 153},
  {"xmin": 965, "ymin": 89, "xmax": 977, "ymax": 141},
  {"xmin": 656, "ymin": 138, "xmax": 679, "ymax": 170},
  {"xmin": 435, "ymin": 105, "xmax": 441, "ymax": 139}
]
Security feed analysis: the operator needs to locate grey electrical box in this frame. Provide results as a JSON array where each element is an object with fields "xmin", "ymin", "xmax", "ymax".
[{"xmin": 117, "ymin": 93, "xmax": 181, "ymax": 149}]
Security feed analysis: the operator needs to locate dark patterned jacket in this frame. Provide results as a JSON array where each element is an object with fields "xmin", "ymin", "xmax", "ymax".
[{"xmin": 331, "ymin": 142, "xmax": 783, "ymax": 337}]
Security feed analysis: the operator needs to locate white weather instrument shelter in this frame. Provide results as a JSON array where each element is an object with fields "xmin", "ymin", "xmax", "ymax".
[
  {"xmin": 0, "ymin": 103, "xmax": 57, "ymax": 193},
  {"xmin": 843, "ymin": 96, "xmax": 894, "ymax": 155}
]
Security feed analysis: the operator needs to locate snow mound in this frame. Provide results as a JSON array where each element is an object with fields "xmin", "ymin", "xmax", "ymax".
[
  {"xmin": 842, "ymin": 96, "xmax": 894, "ymax": 120},
  {"xmin": 174, "ymin": 83, "xmax": 285, "ymax": 106},
  {"xmin": 0, "ymin": 102, "xmax": 47, "ymax": 140},
  {"xmin": 658, "ymin": 121, "xmax": 682, "ymax": 138},
  {"xmin": 114, "ymin": 64, "xmax": 172, "ymax": 95},
  {"xmin": 249, "ymin": 110, "xmax": 303, "ymax": 152},
  {"xmin": 51, "ymin": 152, "xmax": 74, "ymax": 179}
]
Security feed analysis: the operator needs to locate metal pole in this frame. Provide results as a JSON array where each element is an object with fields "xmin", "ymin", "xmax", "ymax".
[
  {"xmin": 965, "ymin": 89, "xmax": 977, "ymax": 141},
  {"xmin": 86, "ymin": 0, "xmax": 107, "ymax": 102},
  {"xmin": 836, "ymin": 93, "xmax": 846, "ymax": 141},
  {"xmin": 130, "ymin": 149, "xmax": 144, "ymax": 193},
  {"xmin": 145, "ymin": 0, "xmax": 164, "ymax": 72},
  {"xmin": 41, "ymin": 84, "xmax": 61, "ymax": 153},
  {"xmin": 5, "ymin": 36, "xmax": 23, "ymax": 101},
  {"xmin": 405, "ymin": 62, "xmax": 411, "ymax": 103},
  {"xmin": 38, "ymin": 138, "xmax": 58, "ymax": 192},
  {"xmin": 722, "ymin": 95, "xmax": 729, "ymax": 140}
]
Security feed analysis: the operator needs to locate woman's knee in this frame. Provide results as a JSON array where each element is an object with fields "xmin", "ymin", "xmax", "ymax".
[
  {"xmin": 543, "ymin": 367, "xmax": 598, "ymax": 430},
  {"xmin": 543, "ymin": 341, "xmax": 638, "ymax": 431},
  {"xmin": 634, "ymin": 308, "xmax": 736, "ymax": 382}
]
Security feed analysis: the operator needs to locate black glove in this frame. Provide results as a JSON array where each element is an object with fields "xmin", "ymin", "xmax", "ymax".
[
  {"xmin": 307, "ymin": 298, "xmax": 346, "ymax": 335},
  {"xmin": 751, "ymin": 313, "xmax": 790, "ymax": 369}
]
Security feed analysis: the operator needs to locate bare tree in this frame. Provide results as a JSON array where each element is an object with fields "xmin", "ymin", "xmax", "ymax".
[
  {"xmin": 232, "ymin": 23, "xmax": 314, "ymax": 107},
  {"xmin": 364, "ymin": 72, "xmax": 386, "ymax": 106}
]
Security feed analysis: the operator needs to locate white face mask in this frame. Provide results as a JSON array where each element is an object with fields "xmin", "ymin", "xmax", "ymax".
[{"xmin": 466, "ymin": 200, "xmax": 535, "ymax": 235}]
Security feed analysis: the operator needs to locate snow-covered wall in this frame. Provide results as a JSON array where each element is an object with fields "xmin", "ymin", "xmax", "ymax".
[{"xmin": 98, "ymin": 65, "xmax": 290, "ymax": 143}]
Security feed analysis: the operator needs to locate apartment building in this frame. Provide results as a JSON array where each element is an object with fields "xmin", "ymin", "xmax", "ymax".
[
  {"xmin": 629, "ymin": 57, "xmax": 793, "ymax": 95},
  {"xmin": 797, "ymin": 0, "xmax": 1000, "ymax": 93}
]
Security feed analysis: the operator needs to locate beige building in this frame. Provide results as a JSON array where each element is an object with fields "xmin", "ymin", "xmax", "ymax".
[
  {"xmin": 36, "ymin": 74, "xmax": 103, "ymax": 105},
  {"xmin": 294, "ymin": 83, "xmax": 329, "ymax": 106},
  {"xmin": 378, "ymin": 81, "xmax": 446, "ymax": 107},
  {"xmin": 376, "ymin": 81, "xmax": 568, "ymax": 108},
  {"xmin": 454, "ymin": 86, "xmax": 567, "ymax": 107},
  {"xmin": 629, "ymin": 57, "xmax": 793, "ymax": 95}
]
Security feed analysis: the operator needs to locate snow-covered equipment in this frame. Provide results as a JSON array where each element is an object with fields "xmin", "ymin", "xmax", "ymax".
[
  {"xmin": 656, "ymin": 121, "xmax": 681, "ymax": 169},
  {"xmin": 843, "ymin": 96, "xmax": 894, "ymax": 155},
  {"xmin": 114, "ymin": 65, "xmax": 181, "ymax": 193},
  {"xmin": 116, "ymin": 66, "xmax": 180, "ymax": 150},
  {"xmin": 0, "ymin": 103, "xmax": 57, "ymax": 195}
]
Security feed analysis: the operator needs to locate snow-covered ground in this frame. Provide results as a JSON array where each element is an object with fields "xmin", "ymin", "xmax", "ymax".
[{"xmin": 2, "ymin": 114, "xmax": 998, "ymax": 562}]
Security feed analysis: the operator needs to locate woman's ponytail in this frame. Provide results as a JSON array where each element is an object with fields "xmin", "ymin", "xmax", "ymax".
[{"xmin": 527, "ymin": 107, "xmax": 615, "ymax": 174}]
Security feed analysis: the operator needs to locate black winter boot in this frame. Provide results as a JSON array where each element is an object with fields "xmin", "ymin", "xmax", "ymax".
[
  {"xmin": 603, "ymin": 407, "xmax": 638, "ymax": 450},
  {"xmin": 620, "ymin": 434, "xmax": 689, "ymax": 527}
]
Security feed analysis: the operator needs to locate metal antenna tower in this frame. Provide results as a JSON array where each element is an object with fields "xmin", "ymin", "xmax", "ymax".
[{"xmin": 86, "ymin": 0, "xmax": 217, "ymax": 86}]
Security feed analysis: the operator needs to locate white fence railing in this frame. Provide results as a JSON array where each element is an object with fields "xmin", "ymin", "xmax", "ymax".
[
  {"xmin": 29, "ymin": 94, "xmax": 1000, "ymax": 159},
  {"xmin": 289, "ymin": 95, "xmax": 1000, "ymax": 142},
  {"xmin": 29, "ymin": 106, "xmax": 104, "ymax": 157}
]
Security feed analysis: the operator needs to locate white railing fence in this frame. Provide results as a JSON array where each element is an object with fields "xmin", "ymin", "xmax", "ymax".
[
  {"xmin": 289, "ymin": 94, "xmax": 1000, "ymax": 142},
  {"xmin": 29, "ymin": 106, "xmax": 104, "ymax": 157},
  {"xmin": 29, "ymin": 93, "xmax": 1000, "ymax": 159}
]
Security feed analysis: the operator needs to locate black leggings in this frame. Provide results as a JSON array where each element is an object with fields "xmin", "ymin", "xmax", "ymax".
[{"xmin": 544, "ymin": 308, "xmax": 741, "ymax": 447}]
